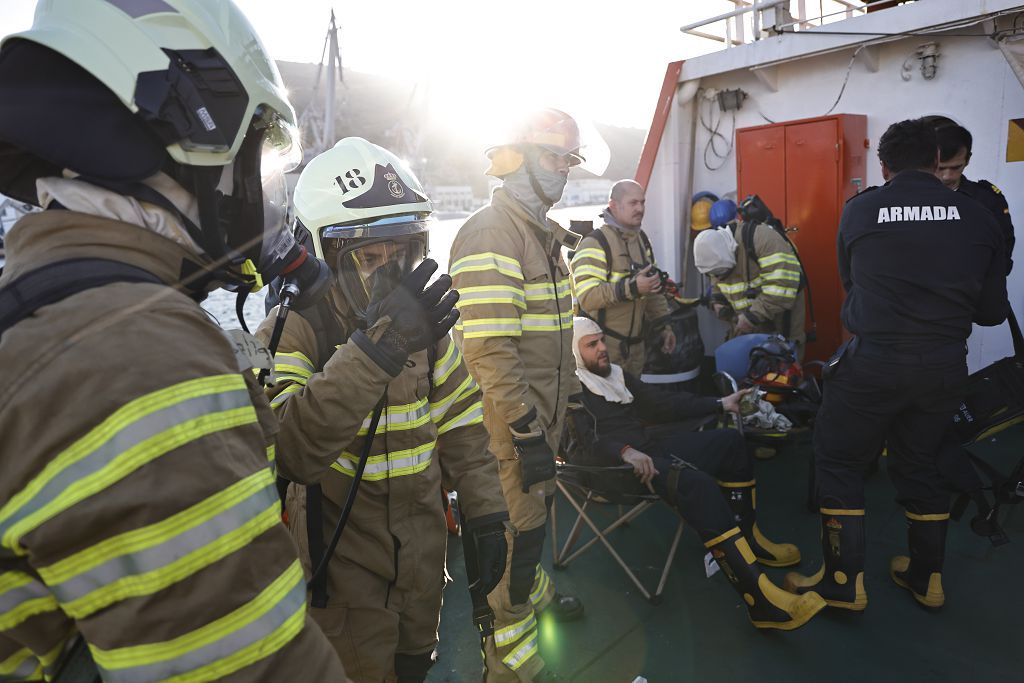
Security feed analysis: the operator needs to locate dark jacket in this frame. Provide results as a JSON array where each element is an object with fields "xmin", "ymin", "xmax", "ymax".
[
  {"xmin": 578, "ymin": 372, "xmax": 720, "ymax": 464},
  {"xmin": 838, "ymin": 170, "xmax": 1008, "ymax": 350},
  {"xmin": 957, "ymin": 175, "xmax": 1015, "ymax": 274}
]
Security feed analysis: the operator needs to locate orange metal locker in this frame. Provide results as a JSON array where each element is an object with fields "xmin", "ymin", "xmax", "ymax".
[{"xmin": 736, "ymin": 114, "xmax": 868, "ymax": 362}]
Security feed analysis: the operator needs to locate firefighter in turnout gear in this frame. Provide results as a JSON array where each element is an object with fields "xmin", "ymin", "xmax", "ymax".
[
  {"xmin": 255, "ymin": 138, "xmax": 509, "ymax": 683},
  {"xmin": 449, "ymin": 109, "xmax": 586, "ymax": 682},
  {"xmin": 784, "ymin": 119, "xmax": 1008, "ymax": 612},
  {"xmin": 570, "ymin": 179, "xmax": 675, "ymax": 376},
  {"xmin": 0, "ymin": 1, "xmax": 349, "ymax": 680},
  {"xmin": 693, "ymin": 200, "xmax": 807, "ymax": 358}
]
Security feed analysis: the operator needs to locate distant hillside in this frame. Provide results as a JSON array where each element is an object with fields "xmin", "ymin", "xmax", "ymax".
[{"xmin": 276, "ymin": 61, "xmax": 646, "ymax": 195}]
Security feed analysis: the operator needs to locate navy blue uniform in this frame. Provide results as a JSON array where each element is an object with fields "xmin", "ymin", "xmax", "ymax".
[
  {"xmin": 816, "ymin": 170, "xmax": 1007, "ymax": 513},
  {"xmin": 958, "ymin": 175, "xmax": 1015, "ymax": 274}
]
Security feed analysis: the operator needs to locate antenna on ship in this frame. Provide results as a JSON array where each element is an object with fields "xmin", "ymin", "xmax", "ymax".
[{"xmin": 299, "ymin": 10, "xmax": 344, "ymax": 161}]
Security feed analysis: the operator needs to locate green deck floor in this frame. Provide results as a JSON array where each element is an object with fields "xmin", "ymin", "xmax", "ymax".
[{"xmin": 428, "ymin": 424, "xmax": 1024, "ymax": 682}]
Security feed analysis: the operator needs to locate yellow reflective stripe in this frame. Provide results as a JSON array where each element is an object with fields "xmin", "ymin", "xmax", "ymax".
[
  {"xmin": 0, "ymin": 571, "xmax": 58, "ymax": 631},
  {"xmin": 762, "ymin": 269, "xmax": 802, "ymax": 283},
  {"xmin": 574, "ymin": 278, "xmax": 602, "ymax": 296},
  {"xmin": 455, "ymin": 285, "xmax": 526, "ymax": 310},
  {"xmin": 571, "ymin": 248, "xmax": 607, "ymax": 263},
  {"xmin": 529, "ymin": 566, "xmax": 552, "ymax": 607},
  {"xmin": 38, "ymin": 470, "xmax": 274, "ymax": 586},
  {"xmin": 503, "ymin": 631, "xmax": 539, "ymax": 671},
  {"xmin": 269, "ymin": 383, "xmax": 303, "ymax": 408},
  {"xmin": 432, "ymin": 343, "xmax": 461, "ymax": 387},
  {"xmin": 0, "ymin": 376, "xmax": 254, "ymax": 554},
  {"xmin": 431, "ymin": 375, "xmax": 477, "ymax": 423},
  {"xmin": 522, "ymin": 314, "xmax": 562, "ymax": 332},
  {"xmin": 455, "ymin": 318, "xmax": 523, "ymax": 338},
  {"xmin": 266, "ymin": 444, "xmax": 275, "ymax": 465},
  {"xmin": 703, "ymin": 527, "xmax": 741, "ymax": 549},
  {"xmin": 331, "ymin": 442, "xmax": 435, "ymax": 481},
  {"xmin": 158, "ymin": 606, "xmax": 303, "ymax": 683},
  {"xmin": 570, "ymin": 265, "xmax": 607, "ymax": 282},
  {"xmin": 560, "ymin": 310, "xmax": 574, "ymax": 329},
  {"xmin": 820, "ymin": 508, "xmax": 865, "ymax": 516},
  {"xmin": 758, "ymin": 252, "xmax": 800, "ymax": 268},
  {"xmin": 762, "ymin": 285, "xmax": 798, "ymax": 298},
  {"xmin": 450, "ymin": 253, "xmax": 524, "ymax": 280},
  {"xmin": 523, "ymin": 280, "xmax": 572, "ymax": 299},
  {"xmin": 272, "ymin": 353, "xmax": 313, "ymax": 380},
  {"xmin": 60, "ymin": 501, "xmax": 282, "ymax": 619},
  {"xmin": 437, "ymin": 402, "xmax": 484, "ymax": 435},
  {"xmin": 90, "ymin": 561, "xmax": 303, "ymax": 672},
  {"xmin": 717, "ymin": 281, "xmax": 753, "ymax": 295},
  {"xmin": 0, "ymin": 647, "xmax": 39, "ymax": 679},
  {"xmin": 494, "ymin": 613, "xmax": 536, "ymax": 647},
  {"xmin": 732, "ymin": 298, "xmax": 753, "ymax": 310},
  {"xmin": 906, "ymin": 512, "xmax": 950, "ymax": 522},
  {"xmin": 359, "ymin": 399, "xmax": 430, "ymax": 435}
]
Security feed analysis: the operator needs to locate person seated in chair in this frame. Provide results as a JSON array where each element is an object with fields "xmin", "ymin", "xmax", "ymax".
[{"xmin": 570, "ymin": 317, "xmax": 824, "ymax": 630}]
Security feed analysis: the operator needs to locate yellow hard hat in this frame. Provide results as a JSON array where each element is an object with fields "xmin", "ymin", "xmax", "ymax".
[{"xmin": 691, "ymin": 198, "xmax": 714, "ymax": 231}]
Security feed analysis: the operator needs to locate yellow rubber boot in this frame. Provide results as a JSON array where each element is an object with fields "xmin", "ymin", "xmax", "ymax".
[
  {"xmin": 719, "ymin": 480, "xmax": 801, "ymax": 567},
  {"xmin": 707, "ymin": 528, "xmax": 825, "ymax": 631},
  {"xmin": 783, "ymin": 508, "xmax": 868, "ymax": 611},
  {"xmin": 890, "ymin": 511, "xmax": 948, "ymax": 609}
]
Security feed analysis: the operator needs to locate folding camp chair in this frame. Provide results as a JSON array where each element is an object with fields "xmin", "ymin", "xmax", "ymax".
[{"xmin": 550, "ymin": 462, "xmax": 685, "ymax": 605}]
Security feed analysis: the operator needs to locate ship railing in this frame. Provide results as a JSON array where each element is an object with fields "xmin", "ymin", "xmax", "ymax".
[{"xmin": 681, "ymin": 0, "xmax": 868, "ymax": 48}]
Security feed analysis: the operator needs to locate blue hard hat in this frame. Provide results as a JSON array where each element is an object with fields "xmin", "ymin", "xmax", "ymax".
[{"xmin": 709, "ymin": 199, "xmax": 738, "ymax": 228}]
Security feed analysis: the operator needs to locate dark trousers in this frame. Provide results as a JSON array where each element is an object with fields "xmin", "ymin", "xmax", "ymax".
[
  {"xmin": 644, "ymin": 425, "xmax": 752, "ymax": 540},
  {"xmin": 813, "ymin": 342, "xmax": 966, "ymax": 514}
]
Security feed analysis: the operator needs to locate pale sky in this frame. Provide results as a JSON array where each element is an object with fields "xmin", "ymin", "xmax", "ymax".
[{"xmin": 0, "ymin": 0, "xmax": 731, "ymax": 131}]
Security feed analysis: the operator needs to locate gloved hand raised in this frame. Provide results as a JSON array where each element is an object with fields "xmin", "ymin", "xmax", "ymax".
[{"xmin": 352, "ymin": 259, "xmax": 460, "ymax": 376}]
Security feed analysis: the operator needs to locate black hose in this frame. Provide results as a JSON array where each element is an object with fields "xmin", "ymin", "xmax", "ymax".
[{"xmin": 309, "ymin": 394, "xmax": 387, "ymax": 586}]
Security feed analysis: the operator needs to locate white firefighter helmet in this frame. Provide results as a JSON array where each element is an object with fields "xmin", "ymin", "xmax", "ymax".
[
  {"xmin": 0, "ymin": 0, "xmax": 307, "ymax": 290},
  {"xmin": 293, "ymin": 137, "xmax": 433, "ymax": 321}
]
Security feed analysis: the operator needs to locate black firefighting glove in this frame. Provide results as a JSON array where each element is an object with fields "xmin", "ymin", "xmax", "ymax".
[
  {"xmin": 352, "ymin": 259, "xmax": 460, "ymax": 376},
  {"xmin": 510, "ymin": 407, "xmax": 556, "ymax": 493},
  {"xmin": 469, "ymin": 517, "xmax": 510, "ymax": 596}
]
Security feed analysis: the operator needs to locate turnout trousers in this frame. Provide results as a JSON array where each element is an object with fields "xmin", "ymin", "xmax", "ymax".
[
  {"xmin": 484, "ymin": 437, "xmax": 558, "ymax": 682},
  {"xmin": 813, "ymin": 342, "xmax": 967, "ymax": 515}
]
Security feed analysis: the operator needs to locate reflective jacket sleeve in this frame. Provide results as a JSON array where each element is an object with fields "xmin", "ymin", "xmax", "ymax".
[
  {"xmin": 747, "ymin": 224, "xmax": 803, "ymax": 324},
  {"xmin": 0, "ymin": 306, "xmax": 345, "ymax": 683},
  {"xmin": 571, "ymin": 233, "xmax": 629, "ymax": 313},
  {"xmin": 430, "ymin": 337, "xmax": 508, "ymax": 525},
  {"xmin": 450, "ymin": 224, "xmax": 532, "ymax": 425},
  {"xmin": 255, "ymin": 308, "xmax": 393, "ymax": 485}
]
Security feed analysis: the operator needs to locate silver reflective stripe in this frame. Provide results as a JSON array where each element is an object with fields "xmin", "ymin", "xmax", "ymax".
[
  {"xmin": 334, "ymin": 445, "xmax": 434, "ymax": 478},
  {"xmin": 0, "ymin": 388, "xmax": 252, "ymax": 545},
  {"xmin": 430, "ymin": 376, "xmax": 476, "ymax": 422},
  {"xmin": 359, "ymin": 400, "xmax": 430, "ymax": 434},
  {"xmin": 2, "ymin": 649, "xmax": 40, "ymax": 680},
  {"xmin": 0, "ymin": 572, "xmax": 50, "ymax": 619},
  {"xmin": 494, "ymin": 613, "xmax": 536, "ymax": 647},
  {"xmin": 432, "ymin": 344, "xmax": 461, "ymax": 386},
  {"xmin": 96, "ymin": 566, "xmax": 306, "ymax": 683},
  {"xmin": 503, "ymin": 632, "xmax": 539, "ymax": 670},
  {"xmin": 48, "ymin": 482, "xmax": 278, "ymax": 605},
  {"xmin": 438, "ymin": 403, "xmax": 483, "ymax": 435}
]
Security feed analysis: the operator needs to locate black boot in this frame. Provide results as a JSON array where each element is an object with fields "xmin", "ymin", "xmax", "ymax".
[
  {"xmin": 784, "ymin": 508, "xmax": 867, "ymax": 611},
  {"xmin": 891, "ymin": 511, "xmax": 948, "ymax": 609},
  {"xmin": 707, "ymin": 527, "xmax": 825, "ymax": 630},
  {"xmin": 720, "ymin": 480, "xmax": 801, "ymax": 567}
]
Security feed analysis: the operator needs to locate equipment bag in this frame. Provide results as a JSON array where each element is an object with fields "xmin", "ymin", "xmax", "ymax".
[
  {"xmin": 951, "ymin": 309, "xmax": 1024, "ymax": 444},
  {"xmin": 644, "ymin": 304, "xmax": 704, "ymax": 377}
]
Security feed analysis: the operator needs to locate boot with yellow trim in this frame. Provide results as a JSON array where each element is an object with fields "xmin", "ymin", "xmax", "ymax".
[
  {"xmin": 890, "ymin": 510, "xmax": 948, "ymax": 609},
  {"xmin": 720, "ymin": 479, "xmax": 801, "ymax": 567},
  {"xmin": 707, "ymin": 527, "xmax": 826, "ymax": 631},
  {"xmin": 783, "ymin": 508, "xmax": 868, "ymax": 611}
]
